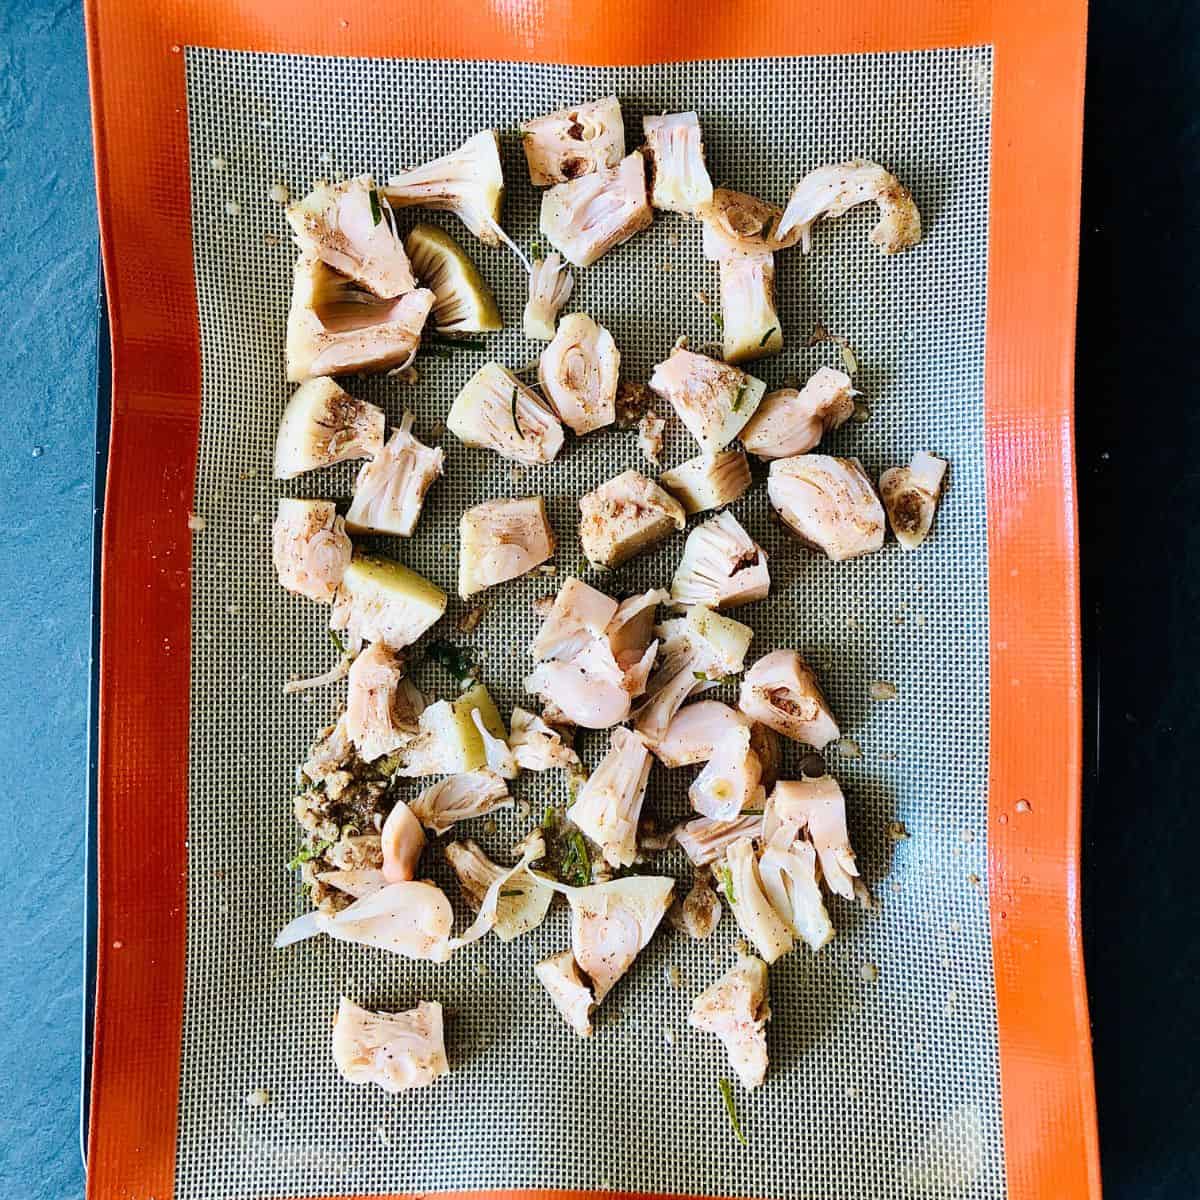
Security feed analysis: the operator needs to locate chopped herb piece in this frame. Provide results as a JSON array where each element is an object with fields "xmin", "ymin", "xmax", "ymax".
[
  {"xmin": 559, "ymin": 830, "xmax": 591, "ymax": 888},
  {"xmin": 542, "ymin": 805, "xmax": 558, "ymax": 829},
  {"xmin": 731, "ymin": 380, "xmax": 749, "ymax": 412},
  {"xmin": 499, "ymin": 889, "xmax": 524, "ymax": 898},
  {"xmin": 368, "ymin": 188, "xmax": 383, "ymax": 226},
  {"xmin": 426, "ymin": 638, "xmax": 478, "ymax": 688},
  {"xmin": 719, "ymin": 1078, "xmax": 747, "ymax": 1145},
  {"xmin": 758, "ymin": 326, "xmax": 776, "ymax": 347},
  {"xmin": 741, "ymin": 808, "xmax": 765, "ymax": 816},
  {"xmin": 287, "ymin": 838, "xmax": 333, "ymax": 872},
  {"xmin": 329, "ymin": 629, "xmax": 346, "ymax": 655},
  {"xmin": 530, "ymin": 239, "xmax": 544, "ymax": 259},
  {"xmin": 693, "ymin": 670, "xmax": 709, "ymax": 681},
  {"xmin": 429, "ymin": 333, "xmax": 487, "ymax": 352},
  {"xmin": 510, "ymin": 387, "xmax": 522, "ymax": 436},
  {"xmin": 711, "ymin": 312, "xmax": 725, "ymax": 331},
  {"xmin": 716, "ymin": 864, "xmax": 736, "ymax": 907}
]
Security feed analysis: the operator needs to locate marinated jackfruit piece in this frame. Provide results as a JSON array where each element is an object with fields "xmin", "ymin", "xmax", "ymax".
[
  {"xmin": 345, "ymin": 412, "xmax": 444, "ymax": 538},
  {"xmin": 508, "ymin": 706, "xmax": 580, "ymax": 772},
  {"xmin": 777, "ymin": 159, "xmax": 921, "ymax": 254},
  {"xmin": 637, "ymin": 409, "xmax": 666, "ymax": 467},
  {"xmin": 659, "ymin": 449, "xmax": 752, "ymax": 516},
  {"xmin": 758, "ymin": 823, "xmax": 834, "ymax": 952},
  {"xmin": 538, "ymin": 313, "xmax": 620, "ymax": 436},
  {"xmin": 633, "ymin": 605, "xmax": 755, "ymax": 744},
  {"xmin": 332, "ymin": 997, "xmax": 448, "ymax": 1093},
  {"xmin": 447, "ymin": 362, "xmax": 565, "ymax": 466},
  {"xmin": 344, "ymin": 642, "xmax": 423, "ymax": 763},
  {"xmin": 675, "ymin": 812, "xmax": 763, "ymax": 867},
  {"xmin": 688, "ymin": 950, "xmax": 770, "ymax": 1090},
  {"xmin": 540, "ymin": 150, "xmax": 653, "ymax": 268},
  {"xmin": 767, "ymin": 453, "xmax": 886, "ymax": 561},
  {"xmin": 738, "ymin": 649, "xmax": 840, "ymax": 749},
  {"xmin": 329, "ymin": 553, "xmax": 447, "ymax": 653},
  {"xmin": 403, "ymin": 222, "xmax": 501, "ymax": 333},
  {"xmin": 672, "ymin": 510, "xmax": 769, "ymax": 610},
  {"xmin": 524, "ymin": 660, "xmax": 632, "ymax": 730},
  {"xmin": 767, "ymin": 776, "xmax": 860, "ymax": 901},
  {"xmin": 652, "ymin": 700, "xmax": 750, "ymax": 768},
  {"xmin": 523, "ymin": 252, "xmax": 575, "ymax": 340},
  {"xmin": 689, "ymin": 724, "xmax": 764, "ymax": 821},
  {"xmin": 535, "ymin": 950, "xmax": 595, "ymax": 1037},
  {"xmin": 271, "ymin": 497, "xmax": 352, "ymax": 603},
  {"xmin": 557, "ymin": 875, "xmax": 675, "ymax": 1003},
  {"xmin": 649, "ymin": 347, "xmax": 764, "ymax": 455},
  {"xmin": 720, "ymin": 253, "xmax": 783, "ymax": 363},
  {"xmin": 879, "ymin": 450, "xmax": 948, "ymax": 550},
  {"xmin": 698, "ymin": 188, "xmax": 804, "ymax": 260},
  {"xmin": 458, "ymin": 495, "xmax": 556, "ymax": 599},
  {"xmin": 642, "ymin": 111, "xmax": 714, "ymax": 214},
  {"xmin": 565, "ymin": 726, "xmax": 653, "ymax": 868},
  {"xmin": 444, "ymin": 837, "xmax": 553, "ymax": 942},
  {"xmin": 520, "ymin": 96, "xmax": 626, "ymax": 187},
  {"xmin": 722, "ymin": 836, "xmax": 794, "ymax": 964},
  {"xmin": 274, "ymin": 377, "xmax": 385, "ymax": 479},
  {"xmin": 285, "ymin": 256, "xmax": 435, "ymax": 382},
  {"xmin": 530, "ymin": 576, "xmax": 620, "ymax": 661},
  {"xmin": 741, "ymin": 367, "xmax": 857, "ymax": 460},
  {"xmin": 408, "ymin": 770, "xmax": 512, "ymax": 834},
  {"xmin": 287, "ymin": 175, "xmax": 416, "ymax": 298},
  {"xmin": 380, "ymin": 798, "xmax": 426, "ymax": 883},
  {"xmin": 578, "ymin": 469, "xmax": 686, "ymax": 568},
  {"xmin": 383, "ymin": 130, "xmax": 508, "ymax": 247},
  {"xmin": 397, "ymin": 682, "xmax": 508, "ymax": 777}
]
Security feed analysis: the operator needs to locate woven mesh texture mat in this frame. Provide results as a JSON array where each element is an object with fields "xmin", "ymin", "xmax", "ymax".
[{"xmin": 181, "ymin": 46, "xmax": 997, "ymax": 1200}]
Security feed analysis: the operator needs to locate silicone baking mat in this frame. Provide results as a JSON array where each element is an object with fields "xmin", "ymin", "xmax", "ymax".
[{"xmin": 177, "ymin": 46, "xmax": 996, "ymax": 1199}]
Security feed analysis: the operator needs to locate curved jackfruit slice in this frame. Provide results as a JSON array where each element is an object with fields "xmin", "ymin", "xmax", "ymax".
[{"xmin": 404, "ymin": 222, "xmax": 501, "ymax": 333}]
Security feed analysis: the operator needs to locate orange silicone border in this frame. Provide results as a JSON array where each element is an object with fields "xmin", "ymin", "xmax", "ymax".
[{"xmin": 84, "ymin": 3, "xmax": 1097, "ymax": 1198}]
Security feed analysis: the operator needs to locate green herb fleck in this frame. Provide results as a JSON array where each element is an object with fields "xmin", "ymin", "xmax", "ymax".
[
  {"xmin": 499, "ymin": 889, "xmax": 524, "ymax": 898},
  {"xmin": 530, "ymin": 239, "xmax": 544, "ymax": 259},
  {"xmin": 287, "ymin": 838, "xmax": 333, "ymax": 872},
  {"xmin": 731, "ymin": 379, "xmax": 749, "ymax": 413},
  {"xmin": 329, "ymin": 629, "xmax": 346, "ymax": 655},
  {"xmin": 716, "ymin": 864, "xmax": 736, "ymax": 907},
  {"xmin": 741, "ymin": 808, "xmax": 765, "ymax": 816},
  {"xmin": 758, "ymin": 326, "xmax": 776, "ymax": 348},
  {"xmin": 542, "ymin": 805, "xmax": 558, "ymax": 829},
  {"xmin": 711, "ymin": 312, "xmax": 725, "ymax": 331},
  {"xmin": 368, "ymin": 188, "xmax": 383, "ymax": 226},
  {"xmin": 719, "ymin": 1078, "xmax": 747, "ymax": 1145},
  {"xmin": 426, "ymin": 638, "xmax": 478, "ymax": 688},
  {"xmin": 559, "ymin": 830, "xmax": 591, "ymax": 888},
  {"xmin": 429, "ymin": 333, "xmax": 487, "ymax": 353}
]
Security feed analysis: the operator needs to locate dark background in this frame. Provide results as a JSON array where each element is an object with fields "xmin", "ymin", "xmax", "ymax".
[
  {"xmin": 0, "ymin": 0, "xmax": 1194, "ymax": 1195},
  {"xmin": 1079, "ymin": 0, "xmax": 1200, "ymax": 1196}
]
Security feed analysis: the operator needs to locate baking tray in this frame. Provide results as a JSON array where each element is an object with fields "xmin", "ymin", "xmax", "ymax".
[{"xmin": 83, "ymin": 2, "xmax": 1097, "ymax": 1198}]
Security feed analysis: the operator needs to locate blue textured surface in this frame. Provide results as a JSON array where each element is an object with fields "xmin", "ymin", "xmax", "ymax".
[{"xmin": 0, "ymin": 2, "xmax": 95, "ymax": 1198}]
